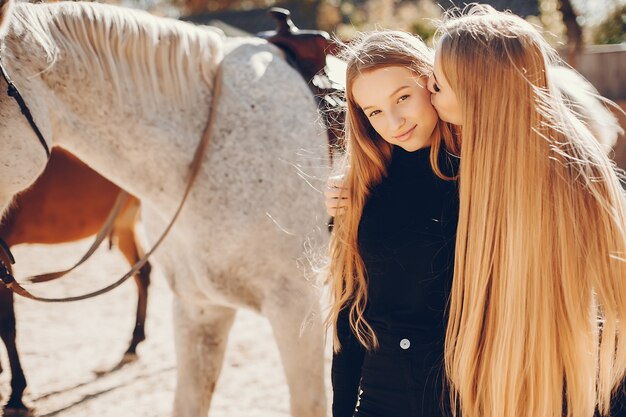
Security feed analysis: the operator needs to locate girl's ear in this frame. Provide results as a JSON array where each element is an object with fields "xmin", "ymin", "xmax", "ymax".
[{"xmin": 0, "ymin": 0, "xmax": 13, "ymax": 38}]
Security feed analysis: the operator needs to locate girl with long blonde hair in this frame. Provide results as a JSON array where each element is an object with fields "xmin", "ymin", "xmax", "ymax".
[
  {"xmin": 326, "ymin": 30, "xmax": 459, "ymax": 417},
  {"xmin": 428, "ymin": 5, "xmax": 626, "ymax": 417}
]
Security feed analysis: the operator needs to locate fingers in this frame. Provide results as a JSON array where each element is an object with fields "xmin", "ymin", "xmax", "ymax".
[
  {"xmin": 325, "ymin": 195, "xmax": 348, "ymax": 217},
  {"xmin": 325, "ymin": 176, "xmax": 349, "ymax": 217},
  {"xmin": 327, "ymin": 174, "xmax": 346, "ymax": 189}
]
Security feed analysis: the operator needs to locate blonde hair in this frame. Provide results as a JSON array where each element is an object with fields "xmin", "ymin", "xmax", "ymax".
[
  {"xmin": 325, "ymin": 30, "xmax": 459, "ymax": 350},
  {"xmin": 436, "ymin": 5, "xmax": 626, "ymax": 417}
]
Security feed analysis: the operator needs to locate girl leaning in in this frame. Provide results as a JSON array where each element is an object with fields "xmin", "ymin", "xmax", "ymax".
[
  {"xmin": 427, "ymin": 5, "xmax": 626, "ymax": 417},
  {"xmin": 326, "ymin": 30, "xmax": 460, "ymax": 417},
  {"xmin": 326, "ymin": 6, "xmax": 626, "ymax": 417}
]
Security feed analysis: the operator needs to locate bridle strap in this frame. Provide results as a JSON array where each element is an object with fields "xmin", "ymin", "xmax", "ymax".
[
  {"xmin": 0, "ymin": 62, "xmax": 224, "ymax": 302},
  {"xmin": 0, "ymin": 57, "xmax": 51, "ymax": 158},
  {"xmin": 27, "ymin": 190, "xmax": 131, "ymax": 283},
  {"xmin": 0, "ymin": 237, "xmax": 15, "ymax": 264}
]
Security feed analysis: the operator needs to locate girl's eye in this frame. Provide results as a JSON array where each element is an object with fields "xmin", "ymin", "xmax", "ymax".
[
  {"xmin": 368, "ymin": 110, "xmax": 381, "ymax": 117},
  {"xmin": 398, "ymin": 95, "xmax": 409, "ymax": 103}
]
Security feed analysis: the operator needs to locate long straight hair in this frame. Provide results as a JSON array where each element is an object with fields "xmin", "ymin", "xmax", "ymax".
[
  {"xmin": 326, "ymin": 30, "xmax": 459, "ymax": 350},
  {"xmin": 436, "ymin": 6, "xmax": 626, "ymax": 417}
]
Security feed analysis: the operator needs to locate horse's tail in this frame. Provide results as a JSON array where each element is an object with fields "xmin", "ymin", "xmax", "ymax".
[{"xmin": 0, "ymin": 0, "xmax": 12, "ymax": 37}]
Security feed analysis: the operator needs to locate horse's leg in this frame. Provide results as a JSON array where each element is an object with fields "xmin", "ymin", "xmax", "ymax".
[
  {"xmin": 0, "ymin": 267, "xmax": 28, "ymax": 412},
  {"xmin": 263, "ymin": 281, "xmax": 326, "ymax": 417},
  {"xmin": 128, "ymin": 261, "xmax": 151, "ymax": 355},
  {"xmin": 116, "ymin": 230, "xmax": 151, "ymax": 359},
  {"xmin": 172, "ymin": 298, "xmax": 236, "ymax": 417},
  {"xmin": 114, "ymin": 198, "xmax": 150, "ymax": 359}
]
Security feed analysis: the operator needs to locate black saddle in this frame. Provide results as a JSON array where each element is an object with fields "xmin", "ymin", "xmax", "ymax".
[{"xmin": 258, "ymin": 8, "xmax": 345, "ymax": 162}]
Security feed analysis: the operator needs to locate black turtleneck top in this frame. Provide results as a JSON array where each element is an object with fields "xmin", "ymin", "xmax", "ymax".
[{"xmin": 332, "ymin": 145, "xmax": 459, "ymax": 417}]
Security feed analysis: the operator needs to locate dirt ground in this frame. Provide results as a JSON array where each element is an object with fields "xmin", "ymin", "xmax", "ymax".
[{"xmin": 0, "ymin": 239, "xmax": 334, "ymax": 417}]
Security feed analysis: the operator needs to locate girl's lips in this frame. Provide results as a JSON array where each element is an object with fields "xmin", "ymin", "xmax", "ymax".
[{"xmin": 394, "ymin": 125, "xmax": 416, "ymax": 142}]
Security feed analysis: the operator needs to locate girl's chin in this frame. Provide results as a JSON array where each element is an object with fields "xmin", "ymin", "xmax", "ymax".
[{"xmin": 397, "ymin": 141, "xmax": 429, "ymax": 152}]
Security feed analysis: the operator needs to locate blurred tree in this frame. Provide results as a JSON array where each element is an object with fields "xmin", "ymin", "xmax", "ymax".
[
  {"xmin": 317, "ymin": 0, "xmax": 343, "ymax": 32},
  {"xmin": 558, "ymin": 0, "xmax": 583, "ymax": 64},
  {"xmin": 180, "ymin": 0, "xmax": 276, "ymax": 16},
  {"xmin": 593, "ymin": 4, "xmax": 626, "ymax": 44},
  {"xmin": 122, "ymin": 0, "xmax": 619, "ymax": 50},
  {"xmin": 440, "ymin": 0, "xmax": 539, "ymax": 16},
  {"xmin": 332, "ymin": 0, "xmax": 441, "ymax": 40},
  {"xmin": 180, "ymin": 0, "xmax": 321, "ymax": 34}
]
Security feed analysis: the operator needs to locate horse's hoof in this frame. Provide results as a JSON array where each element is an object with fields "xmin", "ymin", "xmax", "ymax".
[
  {"xmin": 93, "ymin": 352, "xmax": 139, "ymax": 376},
  {"xmin": 121, "ymin": 352, "xmax": 139, "ymax": 364},
  {"xmin": 3, "ymin": 405, "xmax": 34, "ymax": 417}
]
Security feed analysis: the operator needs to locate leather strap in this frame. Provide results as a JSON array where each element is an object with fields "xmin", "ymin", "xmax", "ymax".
[
  {"xmin": 27, "ymin": 190, "xmax": 131, "ymax": 283},
  {"xmin": 0, "ymin": 57, "xmax": 51, "ymax": 158},
  {"xmin": 0, "ymin": 62, "xmax": 224, "ymax": 302}
]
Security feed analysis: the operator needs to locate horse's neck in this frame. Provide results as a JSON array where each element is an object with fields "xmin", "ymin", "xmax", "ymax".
[{"xmin": 7, "ymin": 2, "xmax": 224, "ymax": 209}]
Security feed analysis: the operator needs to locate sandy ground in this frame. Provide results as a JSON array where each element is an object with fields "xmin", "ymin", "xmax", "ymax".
[{"xmin": 0, "ymin": 238, "xmax": 334, "ymax": 417}]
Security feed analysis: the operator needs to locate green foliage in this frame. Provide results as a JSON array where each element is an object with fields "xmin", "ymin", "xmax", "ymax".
[
  {"xmin": 410, "ymin": 19, "xmax": 436, "ymax": 43},
  {"xmin": 593, "ymin": 4, "xmax": 626, "ymax": 44}
]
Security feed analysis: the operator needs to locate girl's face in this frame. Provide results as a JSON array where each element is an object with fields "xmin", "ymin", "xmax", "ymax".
[
  {"xmin": 428, "ymin": 48, "xmax": 462, "ymax": 126},
  {"xmin": 352, "ymin": 66, "xmax": 438, "ymax": 152}
]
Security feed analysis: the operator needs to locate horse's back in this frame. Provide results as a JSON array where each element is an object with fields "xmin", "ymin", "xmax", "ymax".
[
  {"xmin": 152, "ymin": 37, "xmax": 328, "ymax": 302},
  {"xmin": 195, "ymin": 37, "xmax": 327, "ymax": 235}
]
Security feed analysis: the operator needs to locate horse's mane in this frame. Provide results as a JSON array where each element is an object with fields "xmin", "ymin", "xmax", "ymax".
[{"xmin": 10, "ymin": 1, "xmax": 224, "ymax": 105}]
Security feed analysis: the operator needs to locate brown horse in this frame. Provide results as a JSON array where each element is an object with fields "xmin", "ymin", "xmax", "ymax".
[{"xmin": 0, "ymin": 147, "xmax": 150, "ymax": 413}]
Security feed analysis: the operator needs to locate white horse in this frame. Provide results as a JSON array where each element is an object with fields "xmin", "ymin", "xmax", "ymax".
[
  {"xmin": 550, "ymin": 65, "xmax": 622, "ymax": 153},
  {"xmin": 0, "ymin": 1, "xmax": 328, "ymax": 416}
]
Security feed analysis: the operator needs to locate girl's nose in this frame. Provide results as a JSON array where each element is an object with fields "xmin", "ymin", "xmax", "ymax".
[{"xmin": 388, "ymin": 112, "xmax": 405, "ymax": 131}]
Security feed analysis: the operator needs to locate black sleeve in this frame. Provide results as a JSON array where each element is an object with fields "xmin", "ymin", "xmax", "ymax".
[
  {"xmin": 607, "ymin": 379, "xmax": 626, "ymax": 417},
  {"xmin": 331, "ymin": 305, "xmax": 366, "ymax": 417}
]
